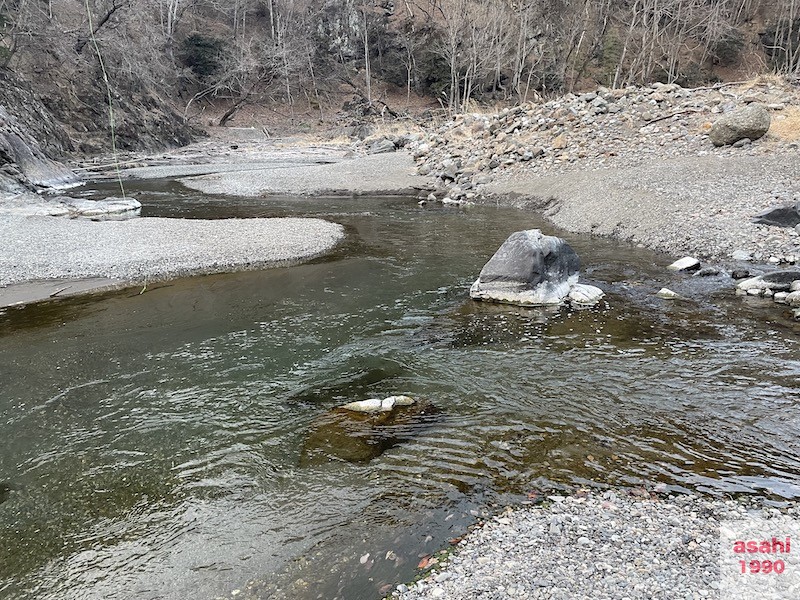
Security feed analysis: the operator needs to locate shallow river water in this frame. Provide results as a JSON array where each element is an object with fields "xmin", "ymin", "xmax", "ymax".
[{"xmin": 1, "ymin": 183, "xmax": 799, "ymax": 599}]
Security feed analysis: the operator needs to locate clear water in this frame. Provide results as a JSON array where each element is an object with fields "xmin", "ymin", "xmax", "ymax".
[{"xmin": 1, "ymin": 185, "xmax": 799, "ymax": 599}]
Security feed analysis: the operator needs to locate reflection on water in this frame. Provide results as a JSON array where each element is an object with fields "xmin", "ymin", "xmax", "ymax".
[{"xmin": 1, "ymin": 190, "xmax": 799, "ymax": 599}]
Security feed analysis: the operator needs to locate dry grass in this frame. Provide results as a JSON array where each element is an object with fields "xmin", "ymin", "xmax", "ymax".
[{"xmin": 769, "ymin": 106, "xmax": 800, "ymax": 142}]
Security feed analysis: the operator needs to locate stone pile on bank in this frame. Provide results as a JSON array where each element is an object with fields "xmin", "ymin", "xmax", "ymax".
[{"xmin": 407, "ymin": 80, "xmax": 800, "ymax": 205}]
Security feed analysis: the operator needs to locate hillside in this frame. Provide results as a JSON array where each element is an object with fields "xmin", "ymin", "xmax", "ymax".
[{"xmin": 1, "ymin": 0, "xmax": 800, "ymax": 154}]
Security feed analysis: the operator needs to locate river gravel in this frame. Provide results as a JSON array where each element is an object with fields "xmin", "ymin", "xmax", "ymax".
[
  {"xmin": 0, "ymin": 215, "xmax": 344, "ymax": 286},
  {"xmin": 393, "ymin": 491, "xmax": 798, "ymax": 600}
]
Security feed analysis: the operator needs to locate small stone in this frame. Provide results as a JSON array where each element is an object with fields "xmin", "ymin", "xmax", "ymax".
[
  {"xmin": 791, "ymin": 280, "xmax": 800, "ymax": 292},
  {"xmin": 656, "ymin": 288, "xmax": 681, "ymax": 300},
  {"xmin": 667, "ymin": 257, "xmax": 701, "ymax": 272},
  {"xmin": 568, "ymin": 284, "xmax": 605, "ymax": 307},
  {"xmin": 731, "ymin": 269, "xmax": 750, "ymax": 280},
  {"xmin": 431, "ymin": 588, "xmax": 445, "ymax": 598},
  {"xmin": 384, "ymin": 395, "xmax": 415, "ymax": 406},
  {"xmin": 747, "ymin": 288, "xmax": 762, "ymax": 296},
  {"xmin": 786, "ymin": 291, "xmax": 800, "ymax": 307},
  {"xmin": 552, "ymin": 134, "xmax": 567, "ymax": 150},
  {"xmin": 731, "ymin": 250, "xmax": 753, "ymax": 261},
  {"xmin": 774, "ymin": 292, "xmax": 789, "ymax": 304}
]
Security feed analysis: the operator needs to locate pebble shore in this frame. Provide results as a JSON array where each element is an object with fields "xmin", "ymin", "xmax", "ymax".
[{"xmin": 393, "ymin": 490, "xmax": 797, "ymax": 600}]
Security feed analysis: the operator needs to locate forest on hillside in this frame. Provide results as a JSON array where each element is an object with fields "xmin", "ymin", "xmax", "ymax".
[{"xmin": 1, "ymin": 0, "xmax": 800, "ymax": 151}]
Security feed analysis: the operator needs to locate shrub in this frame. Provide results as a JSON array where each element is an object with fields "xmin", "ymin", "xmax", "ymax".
[{"xmin": 180, "ymin": 33, "xmax": 225, "ymax": 79}]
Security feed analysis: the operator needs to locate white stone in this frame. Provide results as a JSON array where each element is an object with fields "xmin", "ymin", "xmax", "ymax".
[
  {"xmin": 384, "ymin": 395, "xmax": 415, "ymax": 406},
  {"xmin": 737, "ymin": 276, "xmax": 769, "ymax": 291},
  {"xmin": 747, "ymin": 288, "xmax": 762, "ymax": 296},
  {"xmin": 656, "ymin": 288, "xmax": 681, "ymax": 299},
  {"xmin": 774, "ymin": 292, "xmax": 789, "ymax": 304},
  {"xmin": 667, "ymin": 257, "xmax": 700, "ymax": 272},
  {"xmin": 791, "ymin": 280, "xmax": 800, "ymax": 292},
  {"xmin": 568, "ymin": 284, "xmax": 605, "ymax": 306},
  {"xmin": 731, "ymin": 250, "xmax": 753, "ymax": 261},
  {"xmin": 340, "ymin": 399, "xmax": 383, "ymax": 413},
  {"xmin": 786, "ymin": 291, "xmax": 800, "ymax": 307},
  {"xmin": 380, "ymin": 397, "xmax": 396, "ymax": 411}
]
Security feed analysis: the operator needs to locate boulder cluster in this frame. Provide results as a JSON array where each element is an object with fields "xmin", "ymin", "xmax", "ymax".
[
  {"xmin": 404, "ymin": 80, "xmax": 798, "ymax": 205},
  {"xmin": 736, "ymin": 270, "xmax": 800, "ymax": 319}
]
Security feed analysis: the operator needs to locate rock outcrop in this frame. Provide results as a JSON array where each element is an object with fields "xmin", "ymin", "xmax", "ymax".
[
  {"xmin": 709, "ymin": 104, "xmax": 771, "ymax": 147},
  {"xmin": 0, "ymin": 105, "xmax": 81, "ymax": 194},
  {"xmin": 470, "ymin": 229, "xmax": 603, "ymax": 307}
]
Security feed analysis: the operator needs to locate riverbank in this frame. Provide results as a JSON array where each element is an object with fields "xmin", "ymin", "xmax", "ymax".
[
  {"xmin": 391, "ymin": 489, "xmax": 798, "ymax": 600},
  {"xmin": 408, "ymin": 77, "xmax": 800, "ymax": 265}
]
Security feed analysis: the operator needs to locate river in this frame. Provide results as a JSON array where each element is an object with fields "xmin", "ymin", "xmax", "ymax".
[{"xmin": 1, "ymin": 183, "xmax": 799, "ymax": 599}]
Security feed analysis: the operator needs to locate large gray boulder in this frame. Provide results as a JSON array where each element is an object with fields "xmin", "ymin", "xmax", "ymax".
[
  {"xmin": 470, "ymin": 229, "xmax": 581, "ymax": 306},
  {"xmin": 709, "ymin": 104, "xmax": 771, "ymax": 147}
]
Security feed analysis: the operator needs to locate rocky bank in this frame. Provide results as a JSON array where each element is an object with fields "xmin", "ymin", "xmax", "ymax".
[{"xmin": 403, "ymin": 78, "xmax": 800, "ymax": 265}]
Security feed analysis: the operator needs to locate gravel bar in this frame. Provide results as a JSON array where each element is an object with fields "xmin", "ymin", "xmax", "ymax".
[
  {"xmin": 0, "ymin": 215, "xmax": 344, "ymax": 286},
  {"xmin": 181, "ymin": 152, "xmax": 429, "ymax": 197},
  {"xmin": 394, "ymin": 490, "xmax": 797, "ymax": 600}
]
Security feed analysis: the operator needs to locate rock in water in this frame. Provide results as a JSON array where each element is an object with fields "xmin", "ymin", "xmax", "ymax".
[
  {"xmin": 709, "ymin": 104, "xmax": 770, "ymax": 147},
  {"xmin": 568, "ymin": 284, "xmax": 605, "ymax": 307},
  {"xmin": 340, "ymin": 399, "xmax": 384, "ymax": 413},
  {"xmin": 737, "ymin": 270, "xmax": 800, "ymax": 292},
  {"xmin": 470, "ymin": 229, "xmax": 580, "ymax": 306},
  {"xmin": 667, "ymin": 257, "xmax": 700, "ymax": 272},
  {"xmin": 300, "ymin": 399, "xmax": 436, "ymax": 465},
  {"xmin": 340, "ymin": 395, "xmax": 416, "ymax": 414}
]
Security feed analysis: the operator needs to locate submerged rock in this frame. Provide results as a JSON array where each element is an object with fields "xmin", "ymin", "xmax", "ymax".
[
  {"xmin": 0, "ymin": 482, "xmax": 10, "ymax": 504},
  {"xmin": 470, "ymin": 229, "xmax": 580, "ymax": 306},
  {"xmin": 300, "ymin": 398, "xmax": 437, "ymax": 465}
]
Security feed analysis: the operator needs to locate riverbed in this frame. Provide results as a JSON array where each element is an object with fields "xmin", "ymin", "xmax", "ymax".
[{"xmin": 1, "ymin": 182, "xmax": 799, "ymax": 599}]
